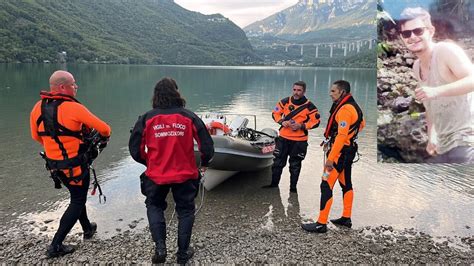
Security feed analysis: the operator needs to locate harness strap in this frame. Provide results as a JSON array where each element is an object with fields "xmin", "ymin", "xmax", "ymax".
[
  {"xmin": 37, "ymin": 99, "xmax": 83, "ymax": 139},
  {"xmin": 43, "ymin": 154, "xmax": 88, "ymax": 169},
  {"xmin": 90, "ymin": 166, "xmax": 106, "ymax": 204},
  {"xmin": 282, "ymin": 102, "xmax": 310, "ymax": 122},
  {"xmin": 38, "ymin": 98, "xmax": 85, "ymax": 178},
  {"xmin": 326, "ymin": 95, "xmax": 363, "ymax": 146},
  {"xmin": 324, "ymin": 94, "xmax": 352, "ymax": 138}
]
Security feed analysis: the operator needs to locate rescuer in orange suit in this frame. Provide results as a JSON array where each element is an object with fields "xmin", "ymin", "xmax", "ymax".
[
  {"xmin": 302, "ymin": 80, "xmax": 365, "ymax": 233},
  {"xmin": 262, "ymin": 81, "xmax": 320, "ymax": 193},
  {"xmin": 30, "ymin": 70, "xmax": 111, "ymax": 257}
]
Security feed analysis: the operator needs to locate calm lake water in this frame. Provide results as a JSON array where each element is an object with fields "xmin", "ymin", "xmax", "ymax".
[{"xmin": 0, "ymin": 63, "xmax": 472, "ymax": 238}]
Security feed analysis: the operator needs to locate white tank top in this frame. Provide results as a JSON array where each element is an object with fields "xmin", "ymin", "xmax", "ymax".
[{"xmin": 416, "ymin": 42, "xmax": 474, "ymax": 154}]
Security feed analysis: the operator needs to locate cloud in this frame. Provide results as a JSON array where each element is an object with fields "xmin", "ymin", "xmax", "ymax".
[{"xmin": 174, "ymin": 0, "xmax": 297, "ymax": 27}]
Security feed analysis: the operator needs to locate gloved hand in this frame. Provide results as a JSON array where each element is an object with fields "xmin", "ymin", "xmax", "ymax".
[{"xmin": 98, "ymin": 135, "xmax": 110, "ymax": 150}]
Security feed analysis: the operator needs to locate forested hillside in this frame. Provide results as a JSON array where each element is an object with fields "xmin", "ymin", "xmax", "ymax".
[{"xmin": 0, "ymin": 0, "xmax": 257, "ymax": 65}]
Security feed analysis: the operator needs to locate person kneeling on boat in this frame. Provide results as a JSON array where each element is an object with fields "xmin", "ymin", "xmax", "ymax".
[
  {"xmin": 129, "ymin": 77, "xmax": 214, "ymax": 264},
  {"xmin": 302, "ymin": 80, "xmax": 365, "ymax": 233},
  {"xmin": 30, "ymin": 70, "xmax": 111, "ymax": 258},
  {"xmin": 262, "ymin": 80, "xmax": 320, "ymax": 193}
]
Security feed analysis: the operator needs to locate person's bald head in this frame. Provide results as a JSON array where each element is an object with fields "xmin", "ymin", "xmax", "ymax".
[{"xmin": 49, "ymin": 70, "xmax": 78, "ymax": 96}]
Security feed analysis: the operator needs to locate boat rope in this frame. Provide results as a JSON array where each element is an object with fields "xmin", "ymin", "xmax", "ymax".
[
  {"xmin": 195, "ymin": 178, "xmax": 206, "ymax": 215},
  {"xmin": 167, "ymin": 170, "xmax": 206, "ymax": 227}
]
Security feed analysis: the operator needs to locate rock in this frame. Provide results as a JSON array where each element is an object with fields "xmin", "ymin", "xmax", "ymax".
[
  {"xmin": 43, "ymin": 219, "xmax": 54, "ymax": 224},
  {"xmin": 39, "ymin": 226, "xmax": 47, "ymax": 232},
  {"xmin": 369, "ymin": 243, "xmax": 384, "ymax": 255},
  {"xmin": 1, "ymin": 205, "xmax": 474, "ymax": 264},
  {"xmin": 77, "ymin": 256, "xmax": 88, "ymax": 263},
  {"xmin": 391, "ymin": 96, "xmax": 412, "ymax": 113},
  {"xmin": 398, "ymin": 236, "xmax": 408, "ymax": 241}
]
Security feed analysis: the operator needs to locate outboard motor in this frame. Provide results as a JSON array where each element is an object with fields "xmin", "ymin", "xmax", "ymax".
[{"xmin": 228, "ymin": 116, "xmax": 249, "ymax": 137}]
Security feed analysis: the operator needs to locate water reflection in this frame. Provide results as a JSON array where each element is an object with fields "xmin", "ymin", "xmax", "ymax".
[{"xmin": 1, "ymin": 64, "xmax": 472, "ymax": 237}]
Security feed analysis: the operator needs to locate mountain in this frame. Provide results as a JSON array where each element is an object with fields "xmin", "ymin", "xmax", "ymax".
[
  {"xmin": 0, "ymin": 0, "xmax": 257, "ymax": 65},
  {"xmin": 244, "ymin": 0, "xmax": 376, "ymax": 43}
]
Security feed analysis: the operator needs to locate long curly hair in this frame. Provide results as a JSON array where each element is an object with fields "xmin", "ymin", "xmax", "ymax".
[{"xmin": 152, "ymin": 77, "xmax": 186, "ymax": 108}]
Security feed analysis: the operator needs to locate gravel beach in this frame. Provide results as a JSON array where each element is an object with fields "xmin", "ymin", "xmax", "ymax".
[{"xmin": 1, "ymin": 187, "xmax": 472, "ymax": 264}]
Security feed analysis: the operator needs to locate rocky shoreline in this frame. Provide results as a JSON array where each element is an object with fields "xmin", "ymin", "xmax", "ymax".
[{"xmin": 1, "ymin": 210, "xmax": 473, "ymax": 264}]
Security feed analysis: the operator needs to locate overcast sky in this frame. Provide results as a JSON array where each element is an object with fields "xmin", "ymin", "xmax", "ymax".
[{"xmin": 174, "ymin": 0, "xmax": 298, "ymax": 28}]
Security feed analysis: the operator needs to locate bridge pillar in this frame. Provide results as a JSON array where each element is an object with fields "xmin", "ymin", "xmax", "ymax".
[
  {"xmin": 285, "ymin": 45, "xmax": 288, "ymax": 52},
  {"xmin": 343, "ymin": 43, "xmax": 347, "ymax": 57},
  {"xmin": 315, "ymin": 45, "xmax": 319, "ymax": 58},
  {"xmin": 356, "ymin": 41, "xmax": 360, "ymax": 53},
  {"xmin": 329, "ymin": 44, "xmax": 333, "ymax": 58},
  {"xmin": 300, "ymin": 45, "xmax": 304, "ymax": 56},
  {"xmin": 369, "ymin": 39, "xmax": 373, "ymax": 49}
]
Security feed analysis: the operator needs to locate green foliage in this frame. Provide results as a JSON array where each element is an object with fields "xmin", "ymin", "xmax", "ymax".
[
  {"xmin": 377, "ymin": 42, "xmax": 394, "ymax": 57},
  {"xmin": 309, "ymin": 49, "xmax": 376, "ymax": 68},
  {"xmin": 250, "ymin": 39, "xmax": 376, "ymax": 68},
  {"xmin": 0, "ymin": 0, "xmax": 257, "ymax": 65}
]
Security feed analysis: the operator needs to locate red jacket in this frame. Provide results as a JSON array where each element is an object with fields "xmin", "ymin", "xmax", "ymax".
[{"xmin": 129, "ymin": 107, "xmax": 214, "ymax": 185}]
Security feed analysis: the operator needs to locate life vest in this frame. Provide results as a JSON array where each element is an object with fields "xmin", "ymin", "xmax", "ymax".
[
  {"xmin": 36, "ymin": 91, "xmax": 89, "ymax": 180},
  {"xmin": 324, "ymin": 94, "xmax": 363, "ymax": 146},
  {"xmin": 206, "ymin": 121, "xmax": 230, "ymax": 135},
  {"xmin": 272, "ymin": 96, "xmax": 320, "ymax": 141}
]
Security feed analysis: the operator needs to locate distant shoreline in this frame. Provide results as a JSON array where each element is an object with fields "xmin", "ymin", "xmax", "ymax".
[{"xmin": 0, "ymin": 62, "xmax": 376, "ymax": 70}]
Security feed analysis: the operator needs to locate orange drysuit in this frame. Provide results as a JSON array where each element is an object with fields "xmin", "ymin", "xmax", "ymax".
[
  {"xmin": 272, "ymin": 96, "xmax": 320, "ymax": 141},
  {"xmin": 318, "ymin": 94, "xmax": 364, "ymax": 224},
  {"xmin": 30, "ymin": 92, "xmax": 111, "ymax": 184}
]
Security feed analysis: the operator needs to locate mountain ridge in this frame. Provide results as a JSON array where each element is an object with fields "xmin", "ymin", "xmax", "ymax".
[
  {"xmin": 244, "ymin": 0, "xmax": 376, "ymax": 43},
  {"xmin": 0, "ymin": 0, "xmax": 257, "ymax": 65}
]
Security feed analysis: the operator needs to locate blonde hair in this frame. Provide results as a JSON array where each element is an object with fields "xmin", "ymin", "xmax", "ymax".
[{"xmin": 399, "ymin": 7, "xmax": 433, "ymax": 29}]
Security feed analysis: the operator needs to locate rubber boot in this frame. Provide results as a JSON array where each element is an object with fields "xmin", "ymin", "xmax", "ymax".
[
  {"xmin": 83, "ymin": 222, "xmax": 97, "ymax": 239},
  {"xmin": 152, "ymin": 239, "xmax": 167, "ymax": 264},
  {"xmin": 46, "ymin": 244, "xmax": 75, "ymax": 258},
  {"xmin": 176, "ymin": 212, "xmax": 194, "ymax": 264},
  {"xmin": 330, "ymin": 217, "xmax": 352, "ymax": 228}
]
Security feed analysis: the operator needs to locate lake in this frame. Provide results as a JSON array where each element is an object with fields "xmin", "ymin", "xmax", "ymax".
[{"xmin": 0, "ymin": 63, "xmax": 472, "ymax": 238}]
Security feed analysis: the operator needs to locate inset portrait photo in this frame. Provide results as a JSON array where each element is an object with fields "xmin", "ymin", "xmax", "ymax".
[{"xmin": 377, "ymin": 0, "xmax": 474, "ymax": 163}]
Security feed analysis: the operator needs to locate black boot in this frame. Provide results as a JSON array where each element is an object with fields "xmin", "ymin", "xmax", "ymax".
[
  {"xmin": 301, "ymin": 222, "xmax": 328, "ymax": 233},
  {"xmin": 177, "ymin": 211, "xmax": 194, "ymax": 264},
  {"xmin": 46, "ymin": 244, "xmax": 75, "ymax": 258},
  {"xmin": 330, "ymin": 217, "xmax": 352, "ymax": 228},
  {"xmin": 176, "ymin": 246, "xmax": 194, "ymax": 264},
  {"xmin": 83, "ymin": 222, "xmax": 97, "ymax": 239},
  {"xmin": 152, "ymin": 240, "xmax": 167, "ymax": 264}
]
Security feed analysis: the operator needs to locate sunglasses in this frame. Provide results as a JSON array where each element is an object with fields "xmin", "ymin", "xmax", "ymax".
[{"xmin": 400, "ymin": 27, "xmax": 427, "ymax": 38}]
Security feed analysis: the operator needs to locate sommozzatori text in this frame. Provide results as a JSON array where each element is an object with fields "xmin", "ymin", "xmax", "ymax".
[{"xmin": 153, "ymin": 123, "xmax": 187, "ymax": 138}]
